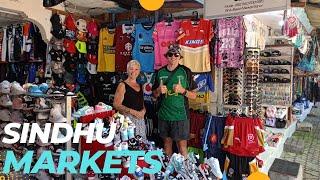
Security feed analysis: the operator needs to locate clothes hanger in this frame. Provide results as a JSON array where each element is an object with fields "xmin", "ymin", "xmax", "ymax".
[
  {"xmin": 165, "ymin": 13, "xmax": 173, "ymax": 26},
  {"xmin": 191, "ymin": 11, "xmax": 199, "ymax": 25}
]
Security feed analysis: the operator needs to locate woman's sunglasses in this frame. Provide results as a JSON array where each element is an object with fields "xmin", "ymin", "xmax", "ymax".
[{"xmin": 167, "ymin": 53, "xmax": 180, "ymax": 58}]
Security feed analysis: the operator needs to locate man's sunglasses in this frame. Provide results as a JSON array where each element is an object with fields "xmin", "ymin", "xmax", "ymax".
[{"xmin": 167, "ymin": 53, "xmax": 180, "ymax": 57}]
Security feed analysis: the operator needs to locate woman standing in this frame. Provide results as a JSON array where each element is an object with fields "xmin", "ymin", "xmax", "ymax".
[{"xmin": 113, "ymin": 60, "xmax": 147, "ymax": 140}]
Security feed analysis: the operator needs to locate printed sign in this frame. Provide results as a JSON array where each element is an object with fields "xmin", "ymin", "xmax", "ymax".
[{"xmin": 205, "ymin": 0, "xmax": 290, "ymax": 19}]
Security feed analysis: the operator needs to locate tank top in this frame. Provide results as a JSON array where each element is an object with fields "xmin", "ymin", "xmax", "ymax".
[{"xmin": 122, "ymin": 82, "xmax": 144, "ymax": 111}]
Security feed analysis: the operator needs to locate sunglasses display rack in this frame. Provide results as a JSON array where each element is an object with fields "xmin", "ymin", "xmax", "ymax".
[
  {"xmin": 259, "ymin": 45, "xmax": 294, "ymax": 122},
  {"xmin": 223, "ymin": 68, "xmax": 244, "ymax": 114},
  {"xmin": 244, "ymin": 48, "xmax": 261, "ymax": 117}
]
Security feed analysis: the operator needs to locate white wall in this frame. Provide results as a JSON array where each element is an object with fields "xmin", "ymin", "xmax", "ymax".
[{"xmin": 0, "ymin": 0, "xmax": 65, "ymax": 42}]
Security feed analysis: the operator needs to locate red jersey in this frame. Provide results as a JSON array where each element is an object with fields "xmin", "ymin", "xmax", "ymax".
[
  {"xmin": 178, "ymin": 19, "xmax": 214, "ymax": 73},
  {"xmin": 115, "ymin": 24, "xmax": 135, "ymax": 72}
]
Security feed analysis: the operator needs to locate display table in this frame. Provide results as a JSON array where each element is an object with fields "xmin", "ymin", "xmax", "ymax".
[
  {"xmin": 258, "ymin": 120, "xmax": 297, "ymax": 173},
  {"xmin": 294, "ymin": 103, "xmax": 314, "ymax": 122}
]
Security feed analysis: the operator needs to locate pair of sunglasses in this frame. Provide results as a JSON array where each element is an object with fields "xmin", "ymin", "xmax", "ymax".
[{"xmin": 167, "ymin": 53, "xmax": 180, "ymax": 57}]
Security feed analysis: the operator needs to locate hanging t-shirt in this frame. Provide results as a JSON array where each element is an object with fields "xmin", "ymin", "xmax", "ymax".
[
  {"xmin": 98, "ymin": 28, "xmax": 116, "ymax": 72},
  {"xmin": 193, "ymin": 73, "xmax": 214, "ymax": 92},
  {"xmin": 153, "ymin": 20, "xmax": 180, "ymax": 70},
  {"xmin": 215, "ymin": 16, "xmax": 246, "ymax": 68},
  {"xmin": 115, "ymin": 24, "xmax": 135, "ymax": 72},
  {"xmin": 177, "ymin": 19, "xmax": 213, "ymax": 73},
  {"xmin": 132, "ymin": 23, "xmax": 155, "ymax": 73}
]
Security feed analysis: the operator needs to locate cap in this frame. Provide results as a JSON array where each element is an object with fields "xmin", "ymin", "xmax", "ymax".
[
  {"xmin": 63, "ymin": 39, "xmax": 76, "ymax": 54},
  {"xmin": 165, "ymin": 43, "xmax": 182, "ymax": 57},
  {"xmin": 64, "ymin": 72, "xmax": 74, "ymax": 84},
  {"xmin": 77, "ymin": 31, "xmax": 87, "ymax": 42},
  {"xmin": 65, "ymin": 13, "xmax": 77, "ymax": 31},
  {"xmin": 87, "ymin": 54, "xmax": 98, "ymax": 64},
  {"xmin": 87, "ymin": 62, "xmax": 97, "ymax": 75},
  {"xmin": 87, "ymin": 20, "xmax": 99, "ymax": 37},
  {"xmin": 75, "ymin": 40, "xmax": 87, "ymax": 54},
  {"xmin": 76, "ymin": 19, "xmax": 87, "ymax": 32}
]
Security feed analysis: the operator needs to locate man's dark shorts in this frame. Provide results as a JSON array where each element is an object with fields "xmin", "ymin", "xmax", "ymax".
[{"xmin": 158, "ymin": 119, "xmax": 190, "ymax": 141}]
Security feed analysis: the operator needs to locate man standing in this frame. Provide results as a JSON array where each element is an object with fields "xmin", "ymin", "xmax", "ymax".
[{"xmin": 152, "ymin": 44, "xmax": 197, "ymax": 158}]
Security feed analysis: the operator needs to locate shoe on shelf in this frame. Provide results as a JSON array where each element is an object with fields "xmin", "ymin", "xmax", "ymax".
[
  {"xmin": 205, "ymin": 157, "xmax": 223, "ymax": 179},
  {"xmin": 35, "ymin": 170, "xmax": 51, "ymax": 180},
  {"xmin": 0, "ymin": 80, "xmax": 11, "ymax": 94},
  {"xmin": 38, "ymin": 83, "xmax": 49, "ymax": 94},
  {"xmin": 28, "ymin": 85, "xmax": 44, "ymax": 97},
  {"xmin": 12, "ymin": 97, "xmax": 24, "ymax": 110},
  {"xmin": 11, "ymin": 81, "xmax": 26, "ymax": 95},
  {"xmin": 87, "ymin": 169, "xmax": 97, "ymax": 180},
  {"xmin": 0, "ymin": 109, "xmax": 11, "ymax": 122},
  {"xmin": 37, "ymin": 112, "xmax": 50, "ymax": 120},
  {"xmin": 11, "ymin": 111, "xmax": 24, "ymax": 123},
  {"xmin": 0, "ymin": 94, "xmax": 12, "ymax": 107},
  {"xmin": 72, "ymin": 105, "xmax": 94, "ymax": 118},
  {"xmin": 34, "ymin": 98, "xmax": 51, "ymax": 113},
  {"xmin": 49, "ymin": 104, "xmax": 67, "ymax": 123},
  {"xmin": 95, "ymin": 102, "xmax": 112, "ymax": 113}
]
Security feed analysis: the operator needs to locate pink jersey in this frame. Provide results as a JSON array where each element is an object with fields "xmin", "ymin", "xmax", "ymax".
[
  {"xmin": 215, "ymin": 16, "xmax": 246, "ymax": 68},
  {"xmin": 153, "ymin": 20, "xmax": 180, "ymax": 70}
]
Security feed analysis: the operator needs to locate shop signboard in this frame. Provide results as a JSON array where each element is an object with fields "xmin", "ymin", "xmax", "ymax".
[{"xmin": 205, "ymin": 0, "xmax": 290, "ymax": 19}]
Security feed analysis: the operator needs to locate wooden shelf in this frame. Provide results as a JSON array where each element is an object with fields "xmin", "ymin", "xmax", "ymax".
[
  {"xmin": 260, "ymin": 56, "xmax": 292, "ymax": 59},
  {"xmin": 291, "ymin": 2, "xmax": 306, "ymax": 7},
  {"xmin": 265, "ymin": 44, "xmax": 293, "ymax": 48},
  {"xmin": 261, "ymin": 104, "xmax": 291, "ymax": 108}
]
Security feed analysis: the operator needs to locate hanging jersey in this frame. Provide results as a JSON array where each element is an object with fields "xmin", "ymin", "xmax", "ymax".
[
  {"xmin": 132, "ymin": 24, "xmax": 155, "ymax": 73},
  {"xmin": 115, "ymin": 24, "xmax": 135, "ymax": 72},
  {"xmin": 193, "ymin": 73, "xmax": 214, "ymax": 92},
  {"xmin": 189, "ymin": 91, "xmax": 211, "ymax": 111},
  {"xmin": 153, "ymin": 20, "xmax": 180, "ymax": 70},
  {"xmin": 98, "ymin": 28, "xmax": 116, "ymax": 72},
  {"xmin": 215, "ymin": 16, "xmax": 246, "ymax": 68},
  {"xmin": 177, "ymin": 19, "xmax": 213, "ymax": 73},
  {"xmin": 138, "ymin": 72, "xmax": 156, "ymax": 103}
]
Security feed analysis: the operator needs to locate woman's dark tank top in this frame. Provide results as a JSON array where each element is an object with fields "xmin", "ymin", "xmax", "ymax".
[{"xmin": 122, "ymin": 82, "xmax": 144, "ymax": 111}]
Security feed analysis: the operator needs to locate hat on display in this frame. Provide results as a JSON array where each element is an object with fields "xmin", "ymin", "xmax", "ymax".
[
  {"xmin": 87, "ymin": 40, "xmax": 98, "ymax": 54},
  {"xmin": 64, "ymin": 72, "xmax": 75, "ymax": 84},
  {"xmin": 51, "ymin": 61, "xmax": 65, "ymax": 74},
  {"xmin": 76, "ymin": 19, "xmax": 87, "ymax": 32},
  {"xmin": 87, "ymin": 62, "xmax": 97, "ymax": 75},
  {"xmin": 75, "ymin": 40, "xmax": 87, "ymax": 54},
  {"xmin": 87, "ymin": 20, "xmax": 99, "ymax": 37},
  {"xmin": 50, "ymin": 37, "xmax": 64, "ymax": 50},
  {"xmin": 76, "ymin": 31, "xmax": 87, "ymax": 42},
  {"xmin": 50, "ymin": 13, "xmax": 65, "ymax": 39},
  {"xmin": 65, "ymin": 13, "xmax": 77, "ymax": 31},
  {"xmin": 63, "ymin": 39, "xmax": 76, "ymax": 54},
  {"xmin": 63, "ymin": 58, "xmax": 77, "ymax": 73},
  {"xmin": 65, "ymin": 29, "xmax": 76, "ymax": 40},
  {"xmin": 87, "ymin": 54, "xmax": 98, "ymax": 64}
]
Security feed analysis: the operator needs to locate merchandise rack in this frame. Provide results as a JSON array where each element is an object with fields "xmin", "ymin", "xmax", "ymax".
[{"xmin": 259, "ymin": 45, "xmax": 294, "ymax": 122}]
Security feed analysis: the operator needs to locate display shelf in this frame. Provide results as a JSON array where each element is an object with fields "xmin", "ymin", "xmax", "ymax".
[
  {"xmin": 259, "ymin": 120, "xmax": 297, "ymax": 173},
  {"xmin": 260, "ymin": 56, "xmax": 292, "ymax": 59},
  {"xmin": 261, "ymin": 104, "xmax": 291, "ymax": 108}
]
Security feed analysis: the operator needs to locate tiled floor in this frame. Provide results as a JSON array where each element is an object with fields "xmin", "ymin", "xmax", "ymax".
[{"xmin": 281, "ymin": 108, "xmax": 320, "ymax": 180}]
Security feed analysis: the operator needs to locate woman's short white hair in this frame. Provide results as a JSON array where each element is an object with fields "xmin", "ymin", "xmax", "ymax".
[{"xmin": 127, "ymin": 60, "xmax": 141, "ymax": 72}]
